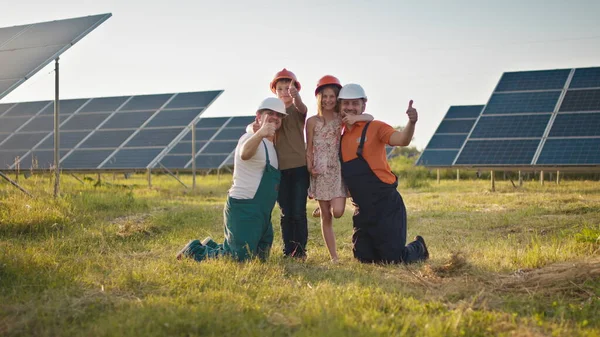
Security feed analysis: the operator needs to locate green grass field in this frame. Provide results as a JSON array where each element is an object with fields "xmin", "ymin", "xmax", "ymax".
[{"xmin": 1, "ymin": 171, "xmax": 599, "ymax": 336}]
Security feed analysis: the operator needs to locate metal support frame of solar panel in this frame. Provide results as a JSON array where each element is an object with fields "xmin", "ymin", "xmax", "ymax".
[
  {"xmin": 0, "ymin": 90, "xmax": 223, "ymax": 171},
  {"xmin": 0, "ymin": 13, "xmax": 111, "ymax": 101},
  {"xmin": 415, "ymin": 105, "xmax": 483, "ymax": 168},
  {"xmin": 158, "ymin": 115, "xmax": 256, "ymax": 171},
  {"xmin": 453, "ymin": 67, "xmax": 600, "ymax": 171}
]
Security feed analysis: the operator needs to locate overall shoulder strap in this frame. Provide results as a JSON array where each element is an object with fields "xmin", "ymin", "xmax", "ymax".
[{"xmin": 356, "ymin": 121, "xmax": 371, "ymax": 158}]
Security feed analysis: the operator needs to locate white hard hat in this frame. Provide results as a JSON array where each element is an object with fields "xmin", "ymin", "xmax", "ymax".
[
  {"xmin": 338, "ymin": 83, "xmax": 367, "ymax": 100},
  {"xmin": 256, "ymin": 97, "xmax": 287, "ymax": 115}
]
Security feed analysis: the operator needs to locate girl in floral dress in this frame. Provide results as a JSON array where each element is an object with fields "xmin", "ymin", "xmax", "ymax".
[{"xmin": 305, "ymin": 75, "xmax": 373, "ymax": 261}]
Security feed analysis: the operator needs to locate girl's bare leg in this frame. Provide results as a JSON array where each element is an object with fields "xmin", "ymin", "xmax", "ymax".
[
  {"xmin": 318, "ymin": 199, "xmax": 338, "ymax": 261},
  {"xmin": 331, "ymin": 197, "xmax": 346, "ymax": 219}
]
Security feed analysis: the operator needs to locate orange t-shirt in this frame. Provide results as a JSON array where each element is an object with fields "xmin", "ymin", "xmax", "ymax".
[{"xmin": 340, "ymin": 121, "xmax": 397, "ymax": 184}]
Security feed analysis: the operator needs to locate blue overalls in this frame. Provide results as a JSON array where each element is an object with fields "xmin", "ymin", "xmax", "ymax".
[
  {"xmin": 339, "ymin": 122, "xmax": 426, "ymax": 264},
  {"xmin": 178, "ymin": 141, "xmax": 280, "ymax": 262}
]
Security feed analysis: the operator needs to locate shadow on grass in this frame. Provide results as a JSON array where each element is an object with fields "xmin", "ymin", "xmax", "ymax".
[{"xmin": 0, "ymin": 248, "xmax": 77, "ymax": 298}]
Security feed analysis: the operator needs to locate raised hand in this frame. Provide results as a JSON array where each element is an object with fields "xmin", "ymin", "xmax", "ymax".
[
  {"xmin": 251, "ymin": 120, "xmax": 260, "ymax": 133},
  {"xmin": 258, "ymin": 113, "xmax": 276, "ymax": 138},
  {"xmin": 406, "ymin": 100, "xmax": 418, "ymax": 124},
  {"xmin": 288, "ymin": 79, "xmax": 298, "ymax": 99}
]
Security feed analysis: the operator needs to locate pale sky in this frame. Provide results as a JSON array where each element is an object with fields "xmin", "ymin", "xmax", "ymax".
[{"xmin": 1, "ymin": 0, "xmax": 599, "ymax": 149}]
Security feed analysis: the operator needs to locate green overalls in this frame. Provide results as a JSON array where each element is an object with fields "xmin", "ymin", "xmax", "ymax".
[{"xmin": 179, "ymin": 141, "xmax": 281, "ymax": 262}]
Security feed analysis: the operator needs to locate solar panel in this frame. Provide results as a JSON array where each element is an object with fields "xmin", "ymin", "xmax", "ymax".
[
  {"xmin": 2, "ymin": 101, "xmax": 50, "ymax": 116},
  {"xmin": 0, "ymin": 14, "xmax": 111, "ymax": 101},
  {"xmin": 169, "ymin": 141, "xmax": 207, "ymax": 154},
  {"xmin": 36, "ymin": 131, "xmax": 88, "ymax": 149},
  {"xmin": 201, "ymin": 141, "xmax": 237, "ymax": 154},
  {"xmin": 60, "ymin": 149, "xmax": 113, "ymax": 169},
  {"xmin": 416, "ymin": 150, "xmax": 460, "ymax": 166},
  {"xmin": 103, "ymin": 148, "xmax": 163, "ymax": 169},
  {"xmin": 426, "ymin": 135, "xmax": 469, "ymax": 149},
  {"xmin": 483, "ymin": 91, "xmax": 561, "ymax": 114},
  {"xmin": 146, "ymin": 109, "xmax": 204, "ymax": 127},
  {"xmin": 100, "ymin": 111, "xmax": 155, "ymax": 129},
  {"xmin": 23, "ymin": 150, "xmax": 69, "ymax": 170},
  {"xmin": 495, "ymin": 69, "xmax": 570, "ymax": 92},
  {"xmin": 549, "ymin": 113, "xmax": 600, "ymax": 137},
  {"xmin": 455, "ymin": 140, "xmax": 541, "ymax": 165},
  {"xmin": 0, "ymin": 90, "xmax": 223, "ymax": 170},
  {"xmin": 157, "ymin": 116, "xmax": 251, "ymax": 170},
  {"xmin": 0, "ymin": 103, "xmax": 15, "ymax": 115},
  {"xmin": 445, "ymin": 105, "xmax": 483, "ymax": 119},
  {"xmin": 469, "ymin": 114, "xmax": 551, "ymax": 139},
  {"xmin": 39, "ymin": 99, "xmax": 88, "ymax": 115},
  {"xmin": 537, "ymin": 138, "xmax": 600, "ymax": 165},
  {"xmin": 194, "ymin": 154, "xmax": 230, "ymax": 169},
  {"xmin": 78, "ymin": 130, "xmax": 134, "ymax": 148},
  {"xmin": 415, "ymin": 105, "xmax": 482, "ymax": 167},
  {"xmin": 120, "ymin": 94, "xmax": 172, "ymax": 111},
  {"xmin": 558, "ymin": 89, "xmax": 600, "ymax": 112},
  {"xmin": 569, "ymin": 67, "xmax": 600, "ymax": 89},
  {"xmin": 0, "ymin": 116, "xmax": 31, "ymax": 133},
  {"xmin": 436, "ymin": 119, "xmax": 477, "ymax": 134}
]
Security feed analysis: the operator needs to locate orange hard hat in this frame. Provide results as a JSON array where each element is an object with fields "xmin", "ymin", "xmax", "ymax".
[
  {"xmin": 270, "ymin": 68, "xmax": 301, "ymax": 94},
  {"xmin": 315, "ymin": 75, "xmax": 342, "ymax": 96}
]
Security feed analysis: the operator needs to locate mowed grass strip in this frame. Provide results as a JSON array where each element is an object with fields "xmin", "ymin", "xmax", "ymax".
[{"xmin": 1, "ymin": 171, "xmax": 599, "ymax": 337}]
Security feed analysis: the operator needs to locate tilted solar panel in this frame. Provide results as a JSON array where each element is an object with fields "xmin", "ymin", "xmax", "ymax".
[{"xmin": 0, "ymin": 14, "xmax": 111, "ymax": 101}]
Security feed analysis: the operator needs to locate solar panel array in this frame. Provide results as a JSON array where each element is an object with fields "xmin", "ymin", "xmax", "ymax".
[
  {"xmin": 158, "ymin": 116, "xmax": 255, "ymax": 170},
  {"xmin": 416, "ymin": 105, "xmax": 483, "ymax": 167},
  {"xmin": 418, "ymin": 66, "xmax": 600, "ymax": 169},
  {"xmin": 0, "ymin": 91, "xmax": 222, "ymax": 170},
  {"xmin": 0, "ymin": 13, "xmax": 111, "ymax": 101}
]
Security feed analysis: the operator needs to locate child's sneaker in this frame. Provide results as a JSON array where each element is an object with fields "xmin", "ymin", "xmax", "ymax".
[
  {"xmin": 201, "ymin": 236, "xmax": 219, "ymax": 249},
  {"xmin": 176, "ymin": 239, "xmax": 202, "ymax": 260}
]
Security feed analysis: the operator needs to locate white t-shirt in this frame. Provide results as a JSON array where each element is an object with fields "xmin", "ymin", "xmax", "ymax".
[{"xmin": 228, "ymin": 133, "xmax": 278, "ymax": 199}]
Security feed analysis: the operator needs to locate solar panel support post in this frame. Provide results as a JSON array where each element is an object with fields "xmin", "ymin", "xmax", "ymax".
[
  {"xmin": 556, "ymin": 170, "xmax": 560, "ymax": 185},
  {"xmin": 518, "ymin": 171, "xmax": 523, "ymax": 187},
  {"xmin": 540, "ymin": 170, "xmax": 545, "ymax": 186},
  {"xmin": 15, "ymin": 156, "xmax": 20, "ymax": 183},
  {"xmin": 53, "ymin": 58, "xmax": 60, "ymax": 198},
  {"xmin": 490, "ymin": 170, "xmax": 495, "ymax": 192},
  {"xmin": 191, "ymin": 124, "xmax": 196, "ymax": 190},
  {"xmin": 456, "ymin": 169, "xmax": 460, "ymax": 182},
  {"xmin": 147, "ymin": 168, "xmax": 152, "ymax": 188},
  {"xmin": 437, "ymin": 169, "xmax": 440, "ymax": 184}
]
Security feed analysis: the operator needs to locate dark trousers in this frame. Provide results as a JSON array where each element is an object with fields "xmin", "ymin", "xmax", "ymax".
[
  {"xmin": 278, "ymin": 166, "xmax": 309, "ymax": 257},
  {"xmin": 352, "ymin": 191, "xmax": 426, "ymax": 264}
]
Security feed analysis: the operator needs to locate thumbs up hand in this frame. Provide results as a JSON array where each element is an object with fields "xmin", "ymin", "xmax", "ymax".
[
  {"xmin": 288, "ymin": 79, "xmax": 299, "ymax": 99},
  {"xmin": 258, "ymin": 113, "xmax": 276, "ymax": 138},
  {"xmin": 406, "ymin": 100, "xmax": 418, "ymax": 124}
]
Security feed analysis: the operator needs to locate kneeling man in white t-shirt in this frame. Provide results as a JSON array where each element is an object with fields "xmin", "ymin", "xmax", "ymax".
[{"xmin": 177, "ymin": 97, "xmax": 286, "ymax": 262}]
